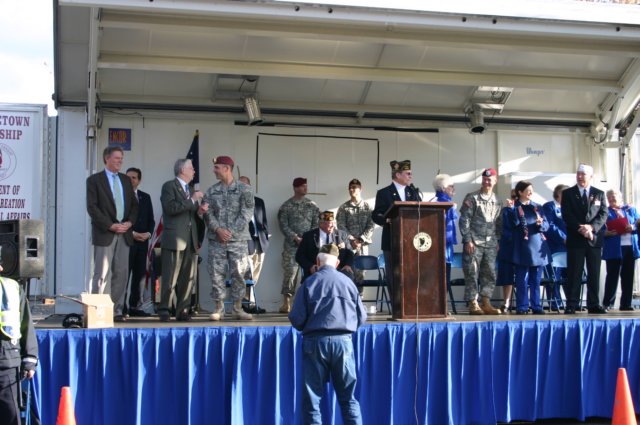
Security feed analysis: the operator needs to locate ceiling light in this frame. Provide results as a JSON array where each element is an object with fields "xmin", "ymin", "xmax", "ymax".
[
  {"xmin": 243, "ymin": 96, "xmax": 263, "ymax": 126},
  {"xmin": 468, "ymin": 105, "xmax": 485, "ymax": 134}
]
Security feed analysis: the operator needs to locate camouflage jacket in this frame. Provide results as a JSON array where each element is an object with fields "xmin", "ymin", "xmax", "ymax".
[
  {"xmin": 459, "ymin": 190, "xmax": 502, "ymax": 247},
  {"xmin": 278, "ymin": 197, "xmax": 319, "ymax": 247},
  {"xmin": 204, "ymin": 179, "xmax": 254, "ymax": 242},
  {"xmin": 336, "ymin": 199, "xmax": 374, "ymax": 245}
]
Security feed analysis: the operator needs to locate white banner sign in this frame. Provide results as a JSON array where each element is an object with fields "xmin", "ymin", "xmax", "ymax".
[{"xmin": 0, "ymin": 105, "xmax": 45, "ymax": 220}]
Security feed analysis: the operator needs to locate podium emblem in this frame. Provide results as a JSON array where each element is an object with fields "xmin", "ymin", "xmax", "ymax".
[{"xmin": 413, "ymin": 232, "xmax": 432, "ymax": 252}]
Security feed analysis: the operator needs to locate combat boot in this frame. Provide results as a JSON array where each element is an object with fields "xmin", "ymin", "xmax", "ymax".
[
  {"xmin": 468, "ymin": 299, "xmax": 484, "ymax": 315},
  {"xmin": 279, "ymin": 294, "xmax": 292, "ymax": 314},
  {"xmin": 233, "ymin": 300, "xmax": 253, "ymax": 320},
  {"xmin": 209, "ymin": 300, "xmax": 225, "ymax": 321},
  {"xmin": 480, "ymin": 296, "xmax": 502, "ymax": 315}
]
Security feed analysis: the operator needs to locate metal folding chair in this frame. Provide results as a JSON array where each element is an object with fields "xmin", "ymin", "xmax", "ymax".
[{"xmin": 354, "ymin": 255, "xmax": 391, "ymax": 313}]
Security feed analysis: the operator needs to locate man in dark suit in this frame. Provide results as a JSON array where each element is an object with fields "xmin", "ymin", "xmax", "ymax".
[
  {"xmin": 561, "ymin": 164, "xmax": 608, "ymax": 314},
  {"xmin": 296, "ymin": 211, "xmax": 355, "ymax": 283},
  {"xmin": 86, "ymin": 146, "xmax": 138, "ymax": 322},
  {"xmin": 125, "ymin": 167, "xmax": 155, "ymax": 316},
  {"xmin": 158, "ymin": 158, "xmax": 208, "ymax": 322},
  {"xmin": 238, "ymin": 177, "xmax": 269, "ymax": 283},
  {"xmin": 371, "ymin": 160, "xmax": 421, "ymax": 299}
]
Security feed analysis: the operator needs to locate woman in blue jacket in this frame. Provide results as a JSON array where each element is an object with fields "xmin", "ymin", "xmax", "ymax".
[
  {"xmin": 509, "ymin": 180, "xmax": 550, "ymax": 314},
  {"xmin": 496, "ymin": 189, "xmax": 517, "ymax": 313},
  {"xmin": 602, "ymin": 189, "xmax": 640, "ymax": 311},
  {"xmin": 431, "ymin": 174, "xmax": 459, "ymax": 288}
]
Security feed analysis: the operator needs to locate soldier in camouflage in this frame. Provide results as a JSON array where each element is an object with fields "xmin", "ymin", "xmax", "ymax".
[
  {"xmin": 278, "ymin": 177, "xmax": 320, "ymax": 313},
  {"xmin": 336, "ymin": 178, "xmax": 374, "ymax": 285},
  {"xmin": 203, "ymin": 156, "xmax": 254, "ymax": 321},
  {"xmin": 458, "ymin": 168, "xmax": 503, "ymax": 315}
]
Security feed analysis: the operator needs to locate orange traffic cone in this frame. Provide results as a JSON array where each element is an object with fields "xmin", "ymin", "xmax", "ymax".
[
  {"xmin": 55, "ymin": 386, "xmax": 77, "ymax": 425},
  {"xmin": 612, "ymin": 368, "xmax": 638, "ymax": 425}
]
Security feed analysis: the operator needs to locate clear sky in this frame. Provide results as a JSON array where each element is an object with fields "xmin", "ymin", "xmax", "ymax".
[{"xmin": 0, "ymin": 0, "xmax": 55, "ymax": 114}]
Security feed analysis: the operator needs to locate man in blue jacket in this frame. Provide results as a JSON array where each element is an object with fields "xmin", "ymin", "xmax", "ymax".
[{"xmin": 289, "ymin": 244, "xmax": 367, "ymax": 425}]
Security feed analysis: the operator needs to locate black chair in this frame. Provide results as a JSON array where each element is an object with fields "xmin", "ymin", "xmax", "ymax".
[
  {"xmin": 354, "ymin": 255, "xmax": 391, "ymax": 313},
  {"xmin": 448, "ymin": 252, "xmax": 466, "ymax": 314}
]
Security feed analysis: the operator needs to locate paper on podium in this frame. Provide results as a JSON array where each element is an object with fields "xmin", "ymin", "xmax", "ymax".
[{"xmin": 607, "ymin": 216, "xmax": 630, "ymax": 234}]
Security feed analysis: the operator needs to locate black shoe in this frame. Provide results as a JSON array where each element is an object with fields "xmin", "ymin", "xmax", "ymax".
[
  {"xmin": 129, "ymin": 308, "xmax": 151, "ymax": 317},
  {"xmin": 532, "ymin": 309, "xmax": 546, "ymax": 315},
  {"xmin": 158, "ymin": 311, "xmax": 171, "ymax": 322},
  {"xmin": 619, "ymin": 306, "xmax": 635, "ymax": 311},
  {"xmin": 114, "ymin": 315, "xmax": 127, "ymax": 323},
  {"xmin": 176, "ymin": 309, "xmax": 192, "ymax": 322},
  {"xmin": 516, "ymin": 310, "xmax": 528, "ymax": 315},
  {"xmin": 565, "ymin": 307, "xmax": 576, "ymax": 315},
  {"xmin": 587, "ymin": 305, "xmax": 607, "ymax": 314}
]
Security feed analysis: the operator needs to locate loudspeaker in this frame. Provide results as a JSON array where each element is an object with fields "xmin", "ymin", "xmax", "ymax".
[{"xmin": 0, "ymin": 219, "xmax": 45, "ymax": 279}]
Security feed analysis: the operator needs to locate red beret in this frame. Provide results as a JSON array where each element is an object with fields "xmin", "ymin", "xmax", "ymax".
[
  {"xmin": 482, "ymin": 168, "xmax": 497, "ymax": 177},
  {"xmin": 293, "ymin": 177, "xmax": 307, "ymax": 187},
  {"xmin": 214, "ymin": 156, "xmax": 234, "ymax": 166}
]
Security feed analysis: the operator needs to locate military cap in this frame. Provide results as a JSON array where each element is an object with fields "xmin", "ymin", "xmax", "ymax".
[
  {"xmin": 293, "ymin": 177, "xmax": 307, "ymax": 187},
  {"xmin": 482, "ymin": 168, "xmax": 497, "ymax": 177},
  {"xmin": 577, "ymin": 164, "xmax": 594, "ymax": 175},
  {"xmin": 348, "ymin": 178, "xmax": 362, "ymax": 188},
  {"xmin": 390, "ymin": 160, "xmax": 411, "ymax": 172},
  {"xmin": 319, "ymin": 210, "xmax": 335, "ymax": 221},
  {"xmin": 319, "ymin": 243, "xmax": 340, "ymax": 257},
  {"xmin": 214, "ymin": 156, "xmax": 234, "ymax": 166}
]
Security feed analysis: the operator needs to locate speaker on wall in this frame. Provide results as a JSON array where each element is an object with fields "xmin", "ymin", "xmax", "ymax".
[{"xmin": 0, "ymin": 219, "xmax": 45, "ymax": 279}]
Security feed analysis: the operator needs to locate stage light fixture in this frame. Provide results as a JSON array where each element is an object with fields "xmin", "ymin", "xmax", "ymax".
[
  {"xmin": 243, "ymin": 95, "xmax": 263, "ymax": 126},
  {"xmin": 468, "ymin": 105, "xmax": 486, "ymax": 134}
]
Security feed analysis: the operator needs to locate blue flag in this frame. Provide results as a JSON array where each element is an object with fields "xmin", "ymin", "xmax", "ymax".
[{"xmin": 186, "ymin": 130, "xmax": 200, "ymax": 185}]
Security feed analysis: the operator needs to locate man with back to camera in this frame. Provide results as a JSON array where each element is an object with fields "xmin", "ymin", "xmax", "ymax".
[
  {"xmin": 86, "ymin": 146, "xmax": 138, "ymax": 322},
  {"xmin": 0, "ymin": 251, "xmax": 38, "ymax": 425},
  {"xmin": 371, "ymin": 160, "xmax": 421, "ymax": 304},
  {"xmin": 289, "ymin": 243, "xmax": 367, "ymax": 425},
  {"xmin": 277, "ymin": 177, "xmax": 320, "ymax": 313},
  {"xmin": 125, "ymin": 167, "xmax": 155, "ymax": 317},
  {"xmin": 458, "ymin": 168, "xmax": 502, "ymax": 315},
  {"xmin": 561, "ymin": 164, "xmax": 608, "ymax": 314},
  {"xmin": 158, "ymin": 158, "xmax": 208, "ymax": 322},
  {"xmin": 204, "ymin": 157, "xmax": 254, "ymax": 321}
]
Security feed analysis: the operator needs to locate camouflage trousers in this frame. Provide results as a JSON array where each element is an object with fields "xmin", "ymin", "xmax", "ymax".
[
  {"xmin": 351, "ymin": 244, "xmax": 369, "ymax": 283},
  {"xmin": 207, "ymin": 240, "xmax": 250, "ymax": 302},
  {"xmin": 281, "ymin": 244, "xmax": 302, "ymax": 296},
  {"xmin": 462, "ymin": 244, "xmax": 497, "ymax": 301}
]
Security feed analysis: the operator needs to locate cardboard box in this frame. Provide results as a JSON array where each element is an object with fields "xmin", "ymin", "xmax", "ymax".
[{"xmin": 80, "ymin": 294, "xmax": 114, "ymax": 328}]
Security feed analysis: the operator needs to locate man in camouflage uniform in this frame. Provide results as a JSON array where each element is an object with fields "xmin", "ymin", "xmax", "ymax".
[
  {"xmin": 336, "ymin": 178, "xmax": 374, "ymax": 285},
  {"xmin": 458, "ymin": 168, "xmax": 503, "ymax": 315},
  {"xmin": 204, "ymin": 155, "xmax": 254, "ymax": 321},
  {"xmin": 278, "ymin": 177, "xmax": 320, "ymax": 313}
]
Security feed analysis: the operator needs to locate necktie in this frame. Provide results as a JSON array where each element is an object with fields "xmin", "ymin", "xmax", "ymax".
[
  {"xmin": 184, "ymin": 184, "xmax": 190, "ymax": 199},
  {"xmin": 581, "ymin": 189, "xmax": 588, "ymax": 206},
  {"xmin": 113, "ymin": 173, "xmax": 124, "ymax": 222},
  {"xmin": 326, "ymin": 233, "xmax": 330, "ymax": 244}
]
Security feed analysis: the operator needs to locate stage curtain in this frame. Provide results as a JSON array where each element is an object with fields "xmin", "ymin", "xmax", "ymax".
[{"xmin": 33, "ymin": 319, "xmax": 640, "ymax": 425}]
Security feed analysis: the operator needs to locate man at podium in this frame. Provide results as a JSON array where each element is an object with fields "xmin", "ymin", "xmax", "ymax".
[{"xmin": 372, "ymin": 160, "xmax": 422, "ymax": 306}]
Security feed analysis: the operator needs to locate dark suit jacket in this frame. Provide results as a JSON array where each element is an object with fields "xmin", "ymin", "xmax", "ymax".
[
  {"xmin": 372, "ymin": 183, "xmax": 421, "ymax": 250},
  {"xmin": 561, "ymin": 185, "xmax": 608, "ymax": 249},
  {"xmin": 248, "ymin": 196, "xmax": 269, "ymax": 254},
  {"xmin": 295, "ymin": 228, "xmax": 354, "ymax": 277},
  {"xmin": 86, "ymin": 170, "xmax": 138, "ymax": 246},
  {"xmin": 133, "ymin": 190, "xmax": 155, "ymax": 238},
  {"xmin": 160, "ymin": 179, "xmax": 204, "ymax": 251}
]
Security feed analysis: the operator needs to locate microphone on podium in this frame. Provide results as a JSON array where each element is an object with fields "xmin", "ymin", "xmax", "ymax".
[{"xmin": 409, "ymin": 183, "xmax": 423, "ymax": 201}]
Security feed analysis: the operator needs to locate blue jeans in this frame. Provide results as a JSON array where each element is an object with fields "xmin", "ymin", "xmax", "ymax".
[{"xmin": 302, "ymin": 334, "xmax": 362, "ymax": 425}]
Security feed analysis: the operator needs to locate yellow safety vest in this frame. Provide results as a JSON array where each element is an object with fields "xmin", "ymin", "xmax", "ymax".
[{"xmin": 0, "ymin": 277, "xmax": 21, "ymax": 340}]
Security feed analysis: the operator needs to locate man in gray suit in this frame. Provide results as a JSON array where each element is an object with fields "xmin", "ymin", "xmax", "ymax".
[
  {"xmin": 158, "ymin": 158, "xmax": 208, "ymax": 322},
  {"xmin": 86, "ymin": 146, "xmax": 138, "ymax": 322}
]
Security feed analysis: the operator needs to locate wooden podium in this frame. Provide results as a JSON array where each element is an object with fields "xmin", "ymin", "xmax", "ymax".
[{"xmin": 386, "ymin": 202, "xmax": 453, "ymax": 320}]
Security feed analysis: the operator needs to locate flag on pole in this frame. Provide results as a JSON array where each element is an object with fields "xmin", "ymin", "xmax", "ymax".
[{"xmin": 186, "ymin": 130, "xmax": 200, "ymax": 187}]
